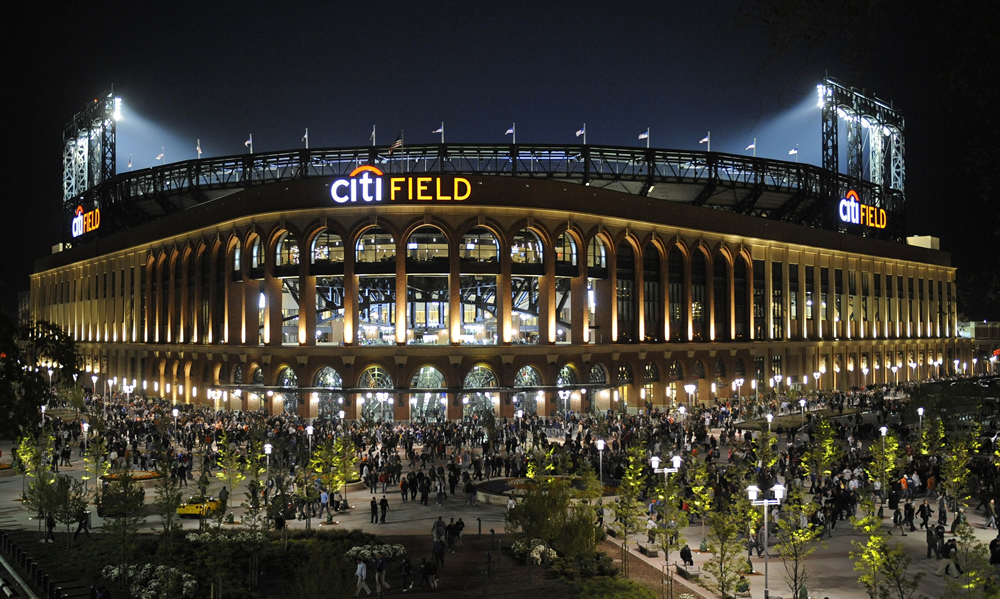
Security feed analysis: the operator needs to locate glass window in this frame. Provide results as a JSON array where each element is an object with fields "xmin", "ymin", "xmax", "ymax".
[
  {"xmin": 459, "ymin": 228, "xmax": 499, "ymax": 263},
  {"xmin": 312, "ymin": 231, "xmax": 344, "ymax": 264},
  {"xmin": 511, "ymin": 229, "xmax": 543, "ymax": 264},
  {"xmin": 356, "ymin": 227, "xmax": 395, "ymax": 263}
]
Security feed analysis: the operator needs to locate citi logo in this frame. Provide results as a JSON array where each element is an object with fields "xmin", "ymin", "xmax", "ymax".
[
  {"xmin": 838, "ymin": 189, "xmax": 887, "ymax": 229},
  {"xmin": 71, "ymin": 205, "xmax": 101, "ymax": 238},
  {"xmin": 331, "ymin": 165, "xmax": 384, "ymax": 204}
]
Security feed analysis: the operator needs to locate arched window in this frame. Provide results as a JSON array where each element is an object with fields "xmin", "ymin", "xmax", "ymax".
[
  {"xmin": 589, "ymin": 364, "xmax": 608, "ymax": 384},
  {"xmin": 250, "ymin": 238, "xmax": 264, "ymax": 268},
  {"xmin": 669, "ymin": 361, "xmax": 684, "ymax": 380},
  {"xmin": 463, "ymin": 366, "xmax": 499, "ymax": 417},
  {"xmin": 512, "ymin": 366, "xmax": 542, "ymax": 415},
  {"xmin": 410, "ymin": 367, "xmax": 447, "ymax": 423},
  {"xmin": 358, "ymin": 366, "xmax": 394, "ymax": 421},
  {"xmin": 556, "ymin": 364, "xmax": 579, "ymax": 414},
  {"xmin": 588, "ymin": 237, "xmax": 607, "ymax": 271},
  {"xmin": 645, "ymin": 362, "xmax": 659, "ymax": 381},
  {"xmin": 356, "ymin": 227, "xmax": 395, "ymax": 263},
  {"xmin": 275, "ymin": 232, "xmax": 300, "ymax": 267},
  {"xmin": 406, "ymin": 226, "xmax": 448, "ymax": 265},
  {"xmin": 232, "ymin": 238, "xmax": 242, "ymax": 274},
  {"xmin": 511, "ymin": 229, "xmax": 543, "ymax": 265},
  {"xmin": 555, "ymin": 232, "xmax": 578, "ymax": 270},
  {"xmin": 668, "ymin": 247, "xmax": 685, "ymax": 341},
  {"xmin": 459, "ymin": 227, "xmax": 500, "ymax": 264},
  {"xmin": 232, "ymin": 364, "xmax": 244, "ymax": 384},
  {"xmin": 616, "ymin": 241, "xmax": 637, "ymax": 343},
  {"xmin": 692, "ymin": 252, "xmax": 707, "ymax": 341},
  {"xmin": 694, "ymin": 360, "xmax": 706, "ymax": 380},
  {"xmin": 618, "ymin": 363, "xmax": 633, "ymax": 383},
  {"xmin": 276, "ymin": 366, "xmax": 299, "ymax": 415},
  {"xmin": 314, "ymin": 366, "xmax": 344, "ymax": 420},
  {"xmin": 312, "ymin": 231, "xmax": 344, "ymax": 265}
]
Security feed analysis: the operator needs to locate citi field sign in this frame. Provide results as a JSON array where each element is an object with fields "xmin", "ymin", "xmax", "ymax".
[
  {"xmin": 839, "ymin": 189, "xmax": 887, "ymax": 229},
  {"xmin": 71, "ymin": 205, "xmax": 101, "ymax": 238},
  {"xmin": 331, "ymin": 166, "xmax": 471, "ymax": 204}
]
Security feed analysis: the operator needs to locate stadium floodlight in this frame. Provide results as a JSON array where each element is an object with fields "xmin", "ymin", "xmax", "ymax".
[{"xmin": 113, "ymin": 97, "xmax": 122, "ymax": 122}]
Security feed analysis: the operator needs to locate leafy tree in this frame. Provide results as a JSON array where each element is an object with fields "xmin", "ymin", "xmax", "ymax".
[
  {"xmin": 652, "ymin": 471, "xmax": 689, "ymax": 571},
  {"xmin": 610, "ymin": 445, "xmax": 647, "ymax": 577},
  {"xmin": 153, "ymin": 451, "xmax": 183, "ymax": 551},
  {"xmin": 804, "ymin": 420, "xmax": 843, "ymax": 480},
  {"xmin": 704, "ymin": 510, "xmax": 746, "ymax": 599},
  {"xmin": 850, "ymin": 494, "xmax": 912, "ymax": 599},
  {"xmin": 776, "ymin": 484, "xmax": 823, "ymax": 598},
  {"xmin": 866, "ymin": 430, "xmax": 902, "ymax": 498},
  {"xmin": 51, "ymin": 475, "xmax": 87, "ymax": 549},
  {"xmin": 293, "ymin": 467, "xmax": 320, "ymax": 530},
  {"xmin": 946, "ymin": 521, "xmax": 999, "ymax": 599},
  {"xmin": 942, "ymin": 436, "xmax": 973, "ymax": 509},
  {"xmin": 23, "ymin": 468, "xmax": 59, "ymax": 537},
  {"xmin": 214, "ymin": 432, "xmax": 247, "ymax": 517},
  {"xmin": 83, "ymin": 433, "xmax": 109, "ymax": 502},
  {"xmin": 685, "ymin": 453, "xmax": 714, "ymax": 543},
  {"xmin": 924, "ymin": 418, "xmax": 946, "ymax": 457},
  {"xmin": 101, "ymin": 464, "xmax": 146, "ymax": 575},
  {"xmin": 330, "ymin": 435, "xmax": 359, "ymax": 507}
]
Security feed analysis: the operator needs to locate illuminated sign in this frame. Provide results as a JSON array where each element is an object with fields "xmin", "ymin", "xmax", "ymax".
[
  {"xmin": 839, "ymin": 189, "xmax": 886, "ymax": 229},
  {"xmin": 71, "ymin": 205, "xmax": 101, "ymax": 238},
  {"xmin": 331, "ymin": 166, "xmax": 471, "ymax": 204}
]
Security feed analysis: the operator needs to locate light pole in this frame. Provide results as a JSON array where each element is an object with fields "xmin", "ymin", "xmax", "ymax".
[
  {"xmin": 172, "ymin": 407, "xmax": 179, "ymax": 436},
  {"xmin": 684, "ymin": 383, "xmax": 696, "ymax": 408},
  {"xmin": 735, "ymin": 377, "xmax": 745, "ymax": 402},
  {"xmin": 747, "ymin": 483, "xmax": 786, "ymax": 599},
  {"xmin": 650, "ymin": 455, "xmax": 683, "ymax": 479},
  {"xmin": 47, "ymin": 368, "xmax": 53, "ymax": 387},
  {"xmin": 862, "ymin": 366, "xmax": 869, "ymax": 388},
  {"xmin": 879, "ymin": 426, "xmax": 889, "ymax": 497},
  {"xmin": 973, "ymin": 358, "xmax": 978, "ymax": 376},
  {"xmin": 264, "ymin": 442, "xmax": 273, "ymax": 482},
  {"xmin": 82, "ymin": 421, "xmax": 90, "ymax": 493},
  {"xmin": 813, "ymin": 371, "xmax": 820, "ymax": 392},
  {"xmin": 678, "ymin": 405, "xmax": 687, "ymax": 424},
  {"xmin": 909, "ymin": 361, "xmax": 917, "ymax": 382},
  {"xmin": 891, "ymin": 365, "xmax": 898, "ymax": 386},
  {"xmin": 954, "ymin": 359, "xmax": 960, "ymax": 376},
  {"xmin": 799, "ymin": 398, "xmax": 807, "ymax": 427},
  {"xmin": 917, "ymin": 407, "xmax": 924, "ymax": 433},
  {"xmin": 306, "ymin": 425, "xmax": 314, "ymax": 455},
  {"xmin": 596, "ymin": 439, "xmax": 605, "ymax": 485},
  {"xmin": 766, "ymin": 413, "xmax": 773, "ymax": 433}
]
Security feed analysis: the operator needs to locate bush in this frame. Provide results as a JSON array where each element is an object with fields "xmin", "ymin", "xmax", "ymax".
[
  {"xmin": 580, "ymin": 577, "xmax": 656, "ymax": 599},
  {"xmin": 547, "ymin": 552, "xmax": 617, "ymax": 579}
]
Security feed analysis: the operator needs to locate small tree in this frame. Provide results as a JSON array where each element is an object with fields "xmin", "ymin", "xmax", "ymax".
[
  {"xmin": 83, "ymin": 434, "xmax": 109, "ymax": 502},
  {"xmin": 214, "ymin": 432, "xmax": 247, "ymax": 521},
  {"xmin": 704, "ymin": 511, "xmax": 746, "ymax": 599},
  {"xmin": 686, "ymin": 454, "xmax": 714, "ymax": 543},
  {"xmin": 652, "ymin": 471, "xmax": 689, "ymax": 569},
  {"xmin": 942, "ymin": 437, "xmax": 973, "ymax": 510},
  {"xmin": 776, "ymin": 484, "xmax": 823, "ymax": 598},
  {"xmin": 850, "ymin": 495, "xmax": 890, "ymax": 599},
  {"xmin": 102, "ymin": 465, "xmax": 146, "ymax": 575},
  {"xmin": 153, "ymin": 451, "xmax": 183, "ymax": 551},
  {"xmin": 866, "ymin": 430, "xmax": 902, "ymax": 499},
  {"xmin": 946, "ymin": 521, "xmax": 998, "ymax": 599},
  {"xmin": 330, "ymin": 435, "xmax": 359, "ymax": 508},
  {"xmin": 804, "ymin": 419, "xmax": 843, "ymax": 480},
  {"xmin": 52, "ymin": 474, "xmax": 87, "ymax": 549},
  {"xmin": 610, "ymin": 445, "xmax": 647, "ymax": 577}
]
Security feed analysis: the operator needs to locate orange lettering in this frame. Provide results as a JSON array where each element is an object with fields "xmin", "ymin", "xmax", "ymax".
[
  {"xmin": 435, "ymin": 178, "xmax": 451, "ymax": 200},
  {"xmin": 416, "ymin": 177, "xmax": 432, "ymax": 200}
]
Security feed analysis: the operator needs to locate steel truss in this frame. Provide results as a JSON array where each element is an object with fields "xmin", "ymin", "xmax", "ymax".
[
  {"xmin": 63, "ymin": 91, "xmax": 116, "ymax": 203},
  {"xmin": 64, "ymin": 140, "xmax": 900, "ymax": 244}
]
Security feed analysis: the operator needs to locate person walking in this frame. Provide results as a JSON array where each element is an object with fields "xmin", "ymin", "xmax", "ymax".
[
  {"xmin": 370, "ymin": 497, "xmax": 379, "ymax": 525},
  {"xmin": 890, "ymin": 506, "xmax": 908, "ymax": 536},
  {"xmin": 374, "ymin": 552, "xmax": 391, "ymax": 595},
  {"xmin": 379, "ymin": 495, "xmax": 389, "ymax": 524},
  {"xmin": 918, "ymin": 499, "xmax": 934, "ymax": 530},
  {"xmin": 399, "ymin": 555, "xmax": 413, "ymax": 591},
  {"xmin": 926, "ymin": 524, "xmax": 940, "ymax": 559},
  {"xmin": 73, "ymin": 507, "xmax": 90, "ymax": 539},
  {"xmin": 990, "ymin": 534, "xmax": 1000, "ymax": 576},
  {"xmin": 355, "ymin": 558, "xmax": 372, "ymax": 597},
  {"xmin": 986, "ymin": 499, "xmax": 997, "ymax": 529},
  {"xmin": 904, "ymin": 500, "xmax": 917, "ymax": 532}
]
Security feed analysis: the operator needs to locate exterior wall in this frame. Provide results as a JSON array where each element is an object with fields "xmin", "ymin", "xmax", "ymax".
[{"xmin": 31, "ymin": 178, "xmax": 971, "ymax": 419}]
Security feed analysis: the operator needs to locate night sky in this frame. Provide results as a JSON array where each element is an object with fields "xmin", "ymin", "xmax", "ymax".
[{"xmin": 5, "ymin": 1, "xmax": 998, "ymax": 318}]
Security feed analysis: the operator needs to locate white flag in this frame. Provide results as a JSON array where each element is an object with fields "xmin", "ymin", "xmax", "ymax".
[
  {"xmin": 505, "ymin": 126, "xmax": 514, "ymax": 135},
  {"xmin": 432, "ymin": 126, "xmax": 444, "ymax": 134},
  {"xmin": 746, "ymin": 142, "xmax": 756, "ymax": 151},
  {"xmin": 789, "ymin": 148, "xmax": 798, "ymax": 155},
  {"xmin": 638, "ymin": 131, "xmax": 649, "ymax": 140},
  {"xmin": 699, "ymin": 136, "xmax": 709, "ymax": 144},
  {"xmin": 575, "ymin": 125, "xmax": 586, "ymax": 137}
]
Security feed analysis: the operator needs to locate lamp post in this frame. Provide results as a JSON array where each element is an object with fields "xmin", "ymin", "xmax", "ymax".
[
  {"xmin": 47, "ymin": 368, "xmax": 53, "ymax": 387},
  {"xmin": 172, "ymin": 407, "xmax": 179, "ymax": 436},
  {"xmin": 81, "ymin": 421, "xmax": 91, "ymax": 493},
  {"xmin": 684, "ymin": 383, "xmax": 696, "ymax": 408},
  {"xmin": 799, "ymin": 398, "xmax": 807, "ymax": 427},
  {"xmin": 973, "ymin": 358, "xmax": 978, "ymax": 376},
  {"xmin": 678, "ymin": 405, "xmax": 687, "ymax": 424},
  {"xmin": 954, "ymin": 359, "xmax": 960, "ymax": 376},
  {"xmin": 917, "ymin": 407, "xmax": 924, "ymax": 433},
  {"xmin": 40, "ymin": 404, "xmax": 46, "ymax": 427},
  {"xmin": 735, "ymin": 377, "xmax": 745, "ymax": 402},
  {"xmin": 264, "ymin": 442, "xmax": 273, "ymax": 482},
  {"xmin": 890, "ymin": 365, "xmax": 899, "ymax": 386},
  {"xmin": 306, "ymin": 425, "xmax": 314, "ymax": 455},
  {"xmin": 879, "ymin": 426, "xmax": 889, "ymax": 497},
  {"xmin": 861, "ymin": 366, "xmax": 869, "ymax": 389},
  {"xmin": 650, "ymin": 455, "xmax": 683, "ymax": 478},
  {"xmin": 909, "ymin": 361, "xmax": 917, "ymax": 382},
  {"xmin": 766, "ymin": 413, "xmax": 773, "ymax": 433},
  {"xmin": 813, "ymin": 371, "xmax": 820, "ymax": 392},
  {"xmin": 596, "ymin": 439, "xmax": 605, "ymax": 485},
  {"xmin": 747, "ymin": 483, "xmax": 786, "ymax": 599}
]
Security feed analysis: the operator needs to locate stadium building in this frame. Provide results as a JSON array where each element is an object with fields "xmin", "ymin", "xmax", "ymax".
[{"xmin": 29, "ymin": 89, "xmax": 972, "ymax": 421}]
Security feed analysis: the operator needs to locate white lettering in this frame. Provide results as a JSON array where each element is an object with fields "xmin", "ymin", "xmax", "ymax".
[
  {"xmin": 331, "ymin": 179, "xmax": 350, "ymax": 203},
  {"xmin": 839, "ymin": 199, "xmax": 851, "ymax": 223}
]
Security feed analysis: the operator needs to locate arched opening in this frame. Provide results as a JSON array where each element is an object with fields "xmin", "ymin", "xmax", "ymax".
[
  {"xmin": 668, "ymin": 247, "xmax": 686, "ymax": 341},
  {"xmin": 406, "ymin": 226, "xmax": 449, "ymax": 345},
  {"xmin": 692, "ymin": 251, "xmax": 707, "ymax": 341},
  {"xmin": 734, "ymin": 258, "xmax": 749, "ymax": 341},
  {"xmin": 410, "ymin": 367, "xmax": 447, "ymax": 423},
  {"xmin": 511, "ymin": 229, "xmax": 544, "ymax": 344},
  {"xmin": 314, "ymin": 366, "xmax": 345, "ymax": 421},
  {"xmin": 463, "ymin": 366, "xmax": 499, "ymax": 418},
  {"xmin": 512, "ymin": 366, "xmax": 543, "ymax": 415},
  {"xmin": 276, "ymin": 366, "xmax": 299, "ymax": 415},
  {"xmin": 356, "ymin": 227, "xmax": 395, "ymax": 345},
  {"xmin": 358, "ymin": 366, "xmax": 395, "ymax": 422},
  {"xmin": 713, "ymin": 253, "xmax": 729, "ymax": 341},
  {"xmin": 459, "ymin": 227, "xmax": 500, "ymax": 345},
  {"xmin": 616, "ymin": 241, "xmax": 637, "ymax": 343},
  {"xmin": 556, "ymin": 364, "xmax": 579, "ymax": 414},
  {"xmin": 311, "ymin": 230, "xmax": 345, "ymax": 345},
  {"xmin": 555, "ymin": 232, "xmax": 578, "ymax": 345},
  {"xmin": 643, "ymin": 245, "xmax": 662, "ymax": 342}
]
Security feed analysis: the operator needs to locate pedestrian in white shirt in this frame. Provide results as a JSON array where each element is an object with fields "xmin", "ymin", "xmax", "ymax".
[{"xmin": 355, "ymin": 559, "xmax": 372, "ymax": 597}]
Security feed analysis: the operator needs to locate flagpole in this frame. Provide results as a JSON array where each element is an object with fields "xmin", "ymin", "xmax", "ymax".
[
  {"xmin": 440, "ymin": 122, "xmax": 445, "ymax": 144},
  {"xmin": 197, "ymin": 139, "xmax": 202, "ymax": 160},
  {"xmin": 372, "ymin": 125, "xmax": 376, "ymax": 147},
  {"xmin": 513, "ymin": 123, "xmax": 516, "ymax": 144},
  {"xmin": 753, "ymin": 137, "xmax": 756, "ymax": 158},
  {"xmin": 583, "ymin": 123, "xmax": 586, "ymax": 145},
  {"xmin": 646, "ymin": 128, "xmax": 650, "ymax": 149},
  {"xmin": 305, "ymin": 128, "xmax": 309, "ymax": 149},
  {"xmin": 128, "ymin": 154, "xmax": 132, "ymax": 171},
  {"xmin": 708, "ymin": 131, "xmax": 711, "ymax": 152}
]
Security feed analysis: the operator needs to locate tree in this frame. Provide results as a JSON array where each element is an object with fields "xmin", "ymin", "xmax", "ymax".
[
  {"xmin": 51, "ymin": 475, "xmax": 87, "ymax": 549},
  {"xmin": 866, "ymin": 430, "xmax": 902, "ymax": 499},
  {"xmin": 924, "ymin": 418, "xmax": 946, "ymax": 458},
  {"xmin": 686, "ymin": 453, "xmax": 714, "ymax": 544},
  {"xmin": 945, "ymin": 521, "xmax": 999, "ymax": 599},
  {"xmin": 330, "ymin": 435, "xmax": 359, "ymax": 507},
  {"xmin": 776, "ymin": 484, "xmax": 823, "ymax": 598},
  {"xmin": 849, "ymin": 494, "xmax": 922, "ymax": 599},
  {"xmin": 610, "ymin": 445, "xmax": 647, "ymax": 577},
  {"xmin": 804, "ymin": 420, "xmax": 843, "ymax": 480},
  {"xmin": 153, "ymin": 451, "xmax": 183, "ymax": 552},
  {"xmin": 101, "ymin": 464, "xmax": 146, "ymax": 576},
  {"xmin": 942, "ymin": 436, "xmax": 973, "ymax": 510},
  {"xmin": 83, "ymin": 433, "xmax": 109, "ymax": 502},
  {"xmin": 214, "ymin": 432, "xmax": 247, "ymax": 519},
  {"xmin": 704, "ymin": 510, "xmax": 746, "ymax": 599},
  {"xmin": 652, "ymin": 471, "xmax": 689, "ymax": 575}
]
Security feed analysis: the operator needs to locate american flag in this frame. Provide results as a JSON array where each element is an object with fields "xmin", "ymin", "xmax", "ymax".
[{"xmin": 388, "ymin": 134, "xmax": 403, "ymax": 154}]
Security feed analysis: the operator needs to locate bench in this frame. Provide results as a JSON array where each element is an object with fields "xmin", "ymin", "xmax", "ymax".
[
  {"xmin": 639, "ymin": 544, "xmax": 660, "ymax": 557},
  {"xmin": 676, "ymin": 564, "xmax": 701, "ymax": 580}
]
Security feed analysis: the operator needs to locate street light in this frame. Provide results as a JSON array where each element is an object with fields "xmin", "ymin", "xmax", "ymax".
[
  {"xmin": 46, "ymin": 368, "xmax": 53, "ymax": 387},
  {"xmin": 306, "ymin": 425, "xmax": 314, "ymax": 454},
  {"xmin": 799, "ymin": 398, "xmax": 807, "ymax": 427},
  {"xmin": 650, "ymin": 455, "xmax": 682, "ymax": 478},
  {"xmin": 891, "ymin": 365, "xmax": 899, "ymax": 385},
  {"xmin": 917, "ymin": 407, "xmax": 924, "ymax": 433},
  {"xmin": 596, "ymin": 439, "xmax": 606, "ymax": 485},
  {"xmin": 879, "ymin": 426, "xmax": 889, "ymax": 497},
  {"xmin": 684, "ymin": 383, "xmax": 696, "ymax": 407},
  {"xmin": 172, "ymin": 408, "xmax": 179, "ymax": 434},
  {"xmin": 766, "ymin": 413, "xmax": 773, "ymax": 433},
  {"xmin": 264, "ymin": 442, "xmax": 273, "ymax": 481},
  {"xmin": 747, "ymin": 483, "xmax": 786, "ymax": 599},
  {"xmin": 813, "ymin": 371, "xmax": 821, "ymax": 391},
  {"xmin": 954, "ymin": 359, "xmax": 960, "ymax": 376},
  {"xmin": 735, "ymin": 377, "xmax": 745, "ymax": 401}
]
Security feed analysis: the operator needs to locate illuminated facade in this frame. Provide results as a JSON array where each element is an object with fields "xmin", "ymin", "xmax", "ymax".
[{"xmin": 31, "ymin": 144, "xmax": 970, "ymax": 420}]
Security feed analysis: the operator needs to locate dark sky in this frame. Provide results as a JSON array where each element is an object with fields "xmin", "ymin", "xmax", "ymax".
[{"xmin": 5, "ymin": 0, "xmax": 998, "ymax": 318}]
